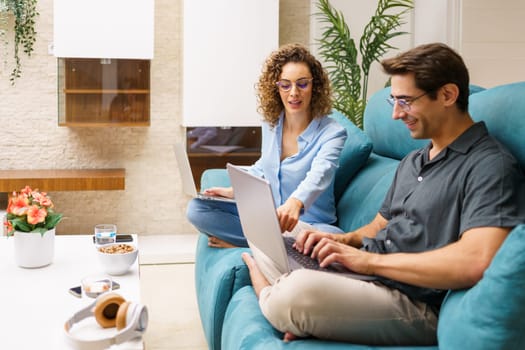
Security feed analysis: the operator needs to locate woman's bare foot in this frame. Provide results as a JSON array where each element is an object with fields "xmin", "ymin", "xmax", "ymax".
[
  {"xmin": 208, "ymin": 236, "xmax": 238, "ymax": 248},
  {"xmin": 241, "ymin": 252, "xmax": 270, "ymax": 298}
]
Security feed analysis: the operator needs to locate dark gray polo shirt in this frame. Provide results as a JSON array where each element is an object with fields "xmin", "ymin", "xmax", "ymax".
[{"xmin": 363, "ymin": 122, "xmax": 525, "ymax": 307}]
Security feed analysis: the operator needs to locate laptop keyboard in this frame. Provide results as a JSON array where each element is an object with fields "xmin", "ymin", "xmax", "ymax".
[
  {"xmin": 283, "ymin": 236, "xmax": 333, "ymax": 272},
  {"xmin": 282, "ymin": 236, "xmax": 377, "ymax": 281}
]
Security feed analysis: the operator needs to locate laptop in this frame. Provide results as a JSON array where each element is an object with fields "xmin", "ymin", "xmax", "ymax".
[
  {"xmin": 226, "ymin": 163, "xmax": 376, "ymax": 281},
  {"xmin": 174, "ymin": 143, "xmax": 235, "ymax": 203}
]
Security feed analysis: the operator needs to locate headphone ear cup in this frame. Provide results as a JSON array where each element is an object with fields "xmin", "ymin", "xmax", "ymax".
[
  {"xmin": 115, "ymin": 301, "xmax": 131, "ymax": 330},
  {"xmin": 94, "ymin": 293, "xmax": 126, "ymax": 328}
]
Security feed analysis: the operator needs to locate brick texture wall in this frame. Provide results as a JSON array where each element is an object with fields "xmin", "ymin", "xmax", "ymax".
[{"xmin": 0, "ymin": 0, "xmax": 310, "ymax": 235}]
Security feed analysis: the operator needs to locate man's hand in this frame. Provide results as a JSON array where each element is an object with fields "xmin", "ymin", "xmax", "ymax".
[
  {"xmin": 313, "ymin": 238, "xmax": 373, "ymax": 275},
  {"xmin": 276, "ymin": 197, "xmax": 303, "ymax": 233},
  {"xmin": 294, "ymin": 229, "xmax": 341, "ymax": 255},
  {"xmin": 202, "ymin": 186, "xmax": 234, "ymax": 199}
]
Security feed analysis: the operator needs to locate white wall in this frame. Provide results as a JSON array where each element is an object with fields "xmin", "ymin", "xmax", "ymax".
[
  {"xmin": 309, "ymin": 0, "xmax": 525, "ymax": 91},
  {"xmin": 461, "ymin": 0, "xmax": 525, "ymax": 88}
]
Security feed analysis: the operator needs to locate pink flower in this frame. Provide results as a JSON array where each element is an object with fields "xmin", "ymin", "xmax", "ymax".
[
  {"xmin": 7, "ymin": 195, "xmax": 29, "ymax": 216},
  {"xmin": 27, "ymin": 205, "xmax": 47, "ymax": 225},
  {"xmin": 5, "ymin": 186, "xmax": 62, "ymax": 236},
  {"xmin": 20, "ymin": 186, "xmax": 33, "ymax": 196},
  {"xmin": 32, "ymin": 191, "xmax": 53, "ymax": 207}
]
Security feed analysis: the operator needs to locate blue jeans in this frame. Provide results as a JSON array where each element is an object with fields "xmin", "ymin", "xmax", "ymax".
[{"xmin": 186, "ymin": 198, "xmax": 344, "ymax": 247}]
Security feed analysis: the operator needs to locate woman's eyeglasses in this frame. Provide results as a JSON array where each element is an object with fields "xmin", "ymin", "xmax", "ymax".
[
  {"xmin": 386, "ymin": 92, "xmax": 429, "ymax": 112},
  {"xmin": 276, "ymin": 78, "xmax": 313, "ymax": 92}
]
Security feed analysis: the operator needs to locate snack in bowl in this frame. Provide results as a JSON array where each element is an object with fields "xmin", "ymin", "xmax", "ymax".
[{"xmin": 96, "ymin": 243, "xmax": 138, "ymax": 276}]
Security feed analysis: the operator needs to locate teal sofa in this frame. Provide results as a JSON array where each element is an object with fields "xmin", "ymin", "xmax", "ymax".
[{"xmin": 194, "ymin": 82, "xmax": 525, "ymax": 349}]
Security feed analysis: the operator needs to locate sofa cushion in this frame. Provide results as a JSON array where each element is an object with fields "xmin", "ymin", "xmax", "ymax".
[
  {"xmin": 364, "ymin": 85, "xmax": 487, "ymax": 161},
  {"xmin": 336, "ymin": 153, "xmax": 398, "ymax": 232},
  {"xmin": 437, "ymin": 224, "xmax": 525, "ymax": 349},
  {"xmin": 469, "ymin": 81, "xmax": 525, "ymax": 168},
  {"xmin": 329, "ymin": 110, "xmax": 373, "ymax": 202}
]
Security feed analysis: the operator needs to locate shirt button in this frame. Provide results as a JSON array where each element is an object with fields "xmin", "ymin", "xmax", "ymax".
[
  {"xmin": 417, "ymin": 176, "xmax": 423, "ymax": 182},
  {"xmin": 386, "ymin": 239, "xmax": 392, "ymax": 245}
]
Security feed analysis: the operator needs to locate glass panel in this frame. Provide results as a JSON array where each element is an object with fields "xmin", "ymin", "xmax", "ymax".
[{"xmin": 186, "ymin": 127, "xmax": 262, "ymax": 188}]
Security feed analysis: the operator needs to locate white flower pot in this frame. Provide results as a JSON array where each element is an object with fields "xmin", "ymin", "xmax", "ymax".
[{"xmin": 14, "ymin": 228, "xmax": 55, "ymax": 268}]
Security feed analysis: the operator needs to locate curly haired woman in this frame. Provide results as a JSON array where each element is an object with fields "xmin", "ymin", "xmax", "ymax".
[{"xmin": 186, "ymin": 43, "xmax": 347, "ymax": 248}]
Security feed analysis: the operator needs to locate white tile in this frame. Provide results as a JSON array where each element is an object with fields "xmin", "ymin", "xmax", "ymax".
[{"xmin": 140, "ymin": 263, "xmax": 207, "ymax": 350}]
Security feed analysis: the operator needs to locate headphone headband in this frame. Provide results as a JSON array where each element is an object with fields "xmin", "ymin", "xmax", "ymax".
[{"xmin": 64, "ymin": 293, "xmax": 148, "ymax": 350}]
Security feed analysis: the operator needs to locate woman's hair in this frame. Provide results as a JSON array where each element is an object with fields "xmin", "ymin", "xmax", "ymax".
[
  {"xmin": 381, "ymin": 43, "xmax": 470, "ymax": 112},
  {"xmin": 256, "ymin": 43, "xmax": 332, "ymax": 126}
]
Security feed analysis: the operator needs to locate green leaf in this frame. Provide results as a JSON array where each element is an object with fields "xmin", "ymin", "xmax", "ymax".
[
  {"xmin": 45, "ymin": 213, "xmax": 63, "ymax": 230},
  {"xmin": 315, "ymin": 0, "xmax": 413, "ymax": 129}
]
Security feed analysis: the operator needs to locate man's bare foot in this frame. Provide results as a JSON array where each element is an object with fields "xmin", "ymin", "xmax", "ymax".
[
  {"xmin": 241, "ymin": 252, "xmax": 270, "ymax": 298},
  {"xmin": 283, "ymin": 331, "xmax": 299, "ymax": 342},
  {"xmin": 208, "ymin": 236, "xmax": 238, "ymax": 248}
]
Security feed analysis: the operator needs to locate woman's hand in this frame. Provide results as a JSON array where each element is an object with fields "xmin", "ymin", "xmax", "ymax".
[
  {"xmin": 276, "ymin": 197, "xmax": 303, "ymax": 233},
  {"xmin": 201, "ymin": 186, "xmax": 234, "ymax": 199}
]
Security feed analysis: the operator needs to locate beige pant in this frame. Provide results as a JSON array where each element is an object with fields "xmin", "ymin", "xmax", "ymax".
[{"xmin": 250, "ymin": 244, "xmax": 438, "ymax": 346}]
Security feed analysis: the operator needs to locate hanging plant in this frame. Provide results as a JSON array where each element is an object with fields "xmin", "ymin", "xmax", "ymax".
[
  {"xmin": 0, "ymin": 0, "xmax": 38, "ymax": 84},
  {"xmin": 316, "ymin": 0, "xmax": 413, "ymax": 129}
]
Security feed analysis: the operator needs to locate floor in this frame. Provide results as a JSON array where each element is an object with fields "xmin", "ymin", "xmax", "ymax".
[{"xmin": 138, "ymin": 234, "xmax": 208, "ymax": 350}]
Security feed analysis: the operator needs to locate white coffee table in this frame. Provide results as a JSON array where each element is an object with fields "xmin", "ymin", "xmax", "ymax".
[{"xmin": 0, "ymin": 234, "xmax": 142, "ymax": 350}]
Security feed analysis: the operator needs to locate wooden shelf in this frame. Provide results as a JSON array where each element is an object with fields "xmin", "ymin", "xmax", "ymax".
[
  {"xmin": 58, "ymin": 122, "xmax": 150, "ymax": 128},
  {"xmin": 63, "ymin": 89, "xmax": 150, "ymax": 94},
  {"xmin": 0, "ymin": 169, "xmax": 125, "ymax": 192},
  {"xmin": 58, "ymin": 58, "xmax": 150, "ymax": 126}
]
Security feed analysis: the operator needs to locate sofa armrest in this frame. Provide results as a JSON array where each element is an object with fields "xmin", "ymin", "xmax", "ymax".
[
  {"xmin": 438, "ymin": 224, "xmax": 525, "ymax": 349},
  {"xmin": 194, "ymin": 233, "xmax": 251, "ymax": 350},
  {"xmin": 201, "ymin": 168, "xmax": 231, "ymax": 189}
]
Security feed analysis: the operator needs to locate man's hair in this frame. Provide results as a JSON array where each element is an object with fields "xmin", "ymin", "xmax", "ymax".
[
  {"xmin": 256, "ymin": 43, "xmax": 332, "ymax": 127},
  {"xmin": 381, "ymin": 43, "xmax": 470, "ymax": 112}
]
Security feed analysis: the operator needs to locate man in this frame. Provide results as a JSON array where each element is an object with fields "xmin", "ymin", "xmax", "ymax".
[{"xmin": 241, "ymin": 43, "xmax": 525, "ymax": 345}]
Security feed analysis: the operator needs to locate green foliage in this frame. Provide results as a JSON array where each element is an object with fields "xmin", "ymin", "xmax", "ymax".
[
  {"xmin": 0, "ymin": 0, "xmax": 39, "ymax": 84},
  {"xmin": 316, "ymin": 0, "xmax": 412, "ymax": 129},
  {"xmin": 7, "ymin": 211, "xmax": 62, "ymax": 236}
]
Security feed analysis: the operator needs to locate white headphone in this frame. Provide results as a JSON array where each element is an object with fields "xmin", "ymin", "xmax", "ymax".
[{"xmin": 64, "ymin": 292, "xmax": 148, "ymax": 350}]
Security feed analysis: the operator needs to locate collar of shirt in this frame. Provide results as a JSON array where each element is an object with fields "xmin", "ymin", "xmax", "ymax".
[
  {"xmin": 421, "ymin": 121, "xmax": 489, "ymax": 163},
  {"xmin": 276, "ymin": 113, "xmax": 321, "ymax": 152}
]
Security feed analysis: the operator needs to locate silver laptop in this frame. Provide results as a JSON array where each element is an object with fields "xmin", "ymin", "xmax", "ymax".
[
  {"xmin": 174, "ymin": 143, "xmax": 235, "ymax": 203},
  {"xmin": 227, "ymin": 163, "xmax": 376, "ymax": 280}
]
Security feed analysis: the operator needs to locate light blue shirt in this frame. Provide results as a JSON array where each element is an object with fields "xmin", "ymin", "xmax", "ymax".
[{"xmin": 248, "ymin": 113, "xmax": 347, "ymax": 226}]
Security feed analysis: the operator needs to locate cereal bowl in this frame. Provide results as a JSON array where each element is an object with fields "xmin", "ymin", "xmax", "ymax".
[{"xmin": 96, "ymin": 243, "xmax": 138, "ymax": 275}]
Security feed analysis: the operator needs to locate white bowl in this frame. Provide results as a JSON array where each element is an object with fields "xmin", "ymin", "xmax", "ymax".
[{"xmin": 96, "ymin": 243, "xmax": 138, "ymax": 275}]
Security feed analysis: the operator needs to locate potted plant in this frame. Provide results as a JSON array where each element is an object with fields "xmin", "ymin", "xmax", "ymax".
[
  {"xmin": 5, "ymin": 186, "xmax": 63, "ymax": 268},
  {"xmin": 315, "ymin": 0, "xmax": 413, "ymax": 129},
  {"xmin": 0, "ymin": 0, "xmax": 39, "ymax": 84}
]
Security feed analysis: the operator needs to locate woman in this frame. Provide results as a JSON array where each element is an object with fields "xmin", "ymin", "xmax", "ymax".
[{"xmin": 186, "ymin": 43, "xmax": 347, "ymax": 248}]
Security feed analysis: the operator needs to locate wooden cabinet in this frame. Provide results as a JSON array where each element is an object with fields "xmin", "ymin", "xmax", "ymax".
[{"xmin": 58, "ymin": 58, "xmax": 150, "ymax": 127}]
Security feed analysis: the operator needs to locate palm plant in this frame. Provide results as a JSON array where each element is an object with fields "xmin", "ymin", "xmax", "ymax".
[
  {"xmin": 316, "ymin": 0, "xmax": 413, "ymax": 129},
  {"xmin": 0, "ymin": 0, "xmax": 38, "ymax": 84}
]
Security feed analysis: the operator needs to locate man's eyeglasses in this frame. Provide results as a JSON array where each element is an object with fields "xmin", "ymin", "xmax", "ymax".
[
  {"xmin": 276, "ymin": 78, "xmax": 313, "ymax": 92},
  {"xmin": 386, "ymin": 92, "xmax": 429, "ymax": 112}
]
